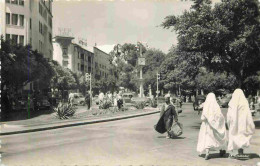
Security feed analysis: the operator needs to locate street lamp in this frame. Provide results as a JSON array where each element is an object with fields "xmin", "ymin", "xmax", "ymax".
[
  {"xmin": 137, "ymin": 41, "xmax": 145, "ymax": 98},
  {"xmin": 85, "ymin": 73, "xmax": 92, "ymax": 107},
  {"xmin": 156, "ymin": 72, "xmax": 160, "ymax": 106}
]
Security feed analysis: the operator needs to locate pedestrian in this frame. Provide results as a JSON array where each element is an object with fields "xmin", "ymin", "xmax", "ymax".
[
  {"xmin": 227, "ymin": 89, "xmax": 255, "ymax": 159},
  {"xmin": 85, "ymin": 91, "xmax": 91, "ymax": 109},
  {"xmin": 117, "ymin": 92, "xmax": 123, "ymax": 110},
  {"xmin": 154, "ymin": 94, "xmax": 179, "ymax": 139},
  {"xmin": 197, "ymin": 93, "xmax": 227, "ymax": 160},
  {"xmin": 98, "ymin": 91, "xmax": 104, "ymax": 105}
]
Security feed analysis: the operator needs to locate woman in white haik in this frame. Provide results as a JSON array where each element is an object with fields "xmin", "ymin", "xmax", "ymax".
[
  {"xmin": 227, "ymin": 89, "xmax": 255, "ymax": 159},
  {"xmin": 197, "ymin": 93, "xmax": 227, "ymax": 160}
]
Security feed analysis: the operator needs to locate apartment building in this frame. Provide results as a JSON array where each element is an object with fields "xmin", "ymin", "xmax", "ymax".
[
  {"xmin": 93, "ymin": 46, "xmax": 112, "ymax": 80},
  {"xmin": 1, "ymin": 0, "xmax": 53, "ymax": 59},
  {"xmin": 53, "ymin": 35, "xmax": 94, "ymax": 75}
]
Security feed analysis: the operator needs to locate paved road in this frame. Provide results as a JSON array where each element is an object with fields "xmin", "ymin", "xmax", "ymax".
[{"xmin": 2, "ymin": 104, "xmax": 260, "ymax": 166}]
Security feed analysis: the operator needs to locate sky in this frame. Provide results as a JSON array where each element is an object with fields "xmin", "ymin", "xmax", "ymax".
[{"xmin": 53, "ymin": 0, "xmax": 195, "ymax": 53}]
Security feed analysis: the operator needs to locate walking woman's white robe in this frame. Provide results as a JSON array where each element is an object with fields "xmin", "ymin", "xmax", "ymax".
[
  {"xmin": 197, "ymin": 93, "xmax": 228, "ymax": 153},
  {"xmin": 227, "ymin": 89, "xmax": 255, "ymax": 151}
]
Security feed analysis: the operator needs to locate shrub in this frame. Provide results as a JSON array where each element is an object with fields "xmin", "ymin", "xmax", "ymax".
[
  {"xmin": 134, "ymin": 101, "xmax": 146, "ymax": 109},
  {"xmin": 99, "ymin": 99, "xmax": 112, "ymax": 109},
  {"xmin": 54, "ymin": 102, "xmax": 76, "ymax": 119}
]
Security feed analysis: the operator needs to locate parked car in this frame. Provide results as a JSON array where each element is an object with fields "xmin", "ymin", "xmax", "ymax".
[
  {"xmin": 131, "ymin": 96, "xmax": 150, "ymax": 106},
  {"xmin": 69, "ymin": 93, "xmax": 85, "ymax": 106},
  {"xmin": 219, "ymin": 94, "xmax": 232, "ymax": 108},
  {"xmin": 12, "ymin": 95, "xmax": 35, "ymax": 111},
  {"xmin": 193, "ymin": 95, "xmax": 206, "ymax": 111},
  {"xmin": 122, "ymin": 93, "xmax": 134, "ymax": 103},
  {"xmin": 247, "ymin": 98, "xmax": 257, "ymax": 116},
  {"xmin": 35, "ymin": 96, "xmax": 51, "ymax": 110}
]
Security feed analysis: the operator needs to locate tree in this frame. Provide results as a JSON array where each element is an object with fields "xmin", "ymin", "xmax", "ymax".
[
  {"xmin": 159, "ymin": 45, "xmax": 237, "ymax": 96},
  {"xmin": 142, "ymin": 48, "xmax": 166, "ymax": 95},
  {"xmin": 162, "ymin": 0, "xmax": 260, "ymax": 88},
  {"xmin": 50, "ymin": 61, "xmax": 77, "ymax": 99}
]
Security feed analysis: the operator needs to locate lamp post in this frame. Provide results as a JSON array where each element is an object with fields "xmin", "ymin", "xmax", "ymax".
[
  {"xmin": 137, "ymin": 42, "xmax": 145, "ymax": 98},
  {"xmin": 85, "ymin": 73, "xmax": 92, "ymax": 107},
  {"xmin": 156, "ymin": 72, "xmax": 160, "ymax": 106}
]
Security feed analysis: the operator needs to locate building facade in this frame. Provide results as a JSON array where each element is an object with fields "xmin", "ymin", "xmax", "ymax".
[
  {"xmin": 53, "ymin": 36, "xmax": 94, "ymax": 75},
  {"xmin": 93, "ymin": 47, "xmax": 112, "ymax": 80},
  {"xmin": 1, "ymin": 0, "xmax": 53, "ymax": 59},
  {"xmin": 53, "ymin": 35, "xmax": 115, "ymax": 82}
]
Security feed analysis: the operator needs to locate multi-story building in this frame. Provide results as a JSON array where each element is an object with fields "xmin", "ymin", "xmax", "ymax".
[
  {"xmin": 1, "ymin": 0, "xmax": 53, "ymax": 59},
  {"xmin": 53, "ymin": 35, "xmax": 94, "ymax": 75},
  {"xmin": 53, "ymin": 35, "xmax": 115, "ymax": 82},
  {"xmin": 93, "ymin": 46, "xmax": 112, "ymax": 80}
]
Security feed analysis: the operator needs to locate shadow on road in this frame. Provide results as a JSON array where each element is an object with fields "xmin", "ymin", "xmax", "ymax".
[
  {"xmin": 199, "ymin": 153, "xmax": 259, "ymax": 160},
  {"xmin": 157, "ymin": 136, "xmax": 186, "ymax": 139}
]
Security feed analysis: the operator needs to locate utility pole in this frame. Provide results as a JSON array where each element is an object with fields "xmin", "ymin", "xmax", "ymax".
[
  {"xmin": 156, "ymin": 72, "xmax": 160, "ymax": 106},
  {"xmin": 137, "ymin": 41, "xmax": 145, "ymax": 98},
  {"xmin": 85, "ymin": 73, "xmax": 92, "ymax": 107}
]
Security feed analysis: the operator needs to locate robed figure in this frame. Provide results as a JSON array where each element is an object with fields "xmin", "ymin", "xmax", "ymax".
[{"xmin": 154, "ymin": 95, "xmax": 178, "ymax": 139}]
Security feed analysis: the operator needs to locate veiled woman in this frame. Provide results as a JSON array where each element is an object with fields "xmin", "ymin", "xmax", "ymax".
[
  {"xmin": 197, "ymin": 93, "xmax": 227, "ymax": 160},
  {"xmin": 155, "ymin": 94, "xmax": 178, "ymax": 139},
  {"xmin": 227, "ymin": 89, "xmax": 255, "ymax": 158}
]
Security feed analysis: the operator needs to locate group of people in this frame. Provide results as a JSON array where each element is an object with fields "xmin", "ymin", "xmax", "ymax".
[
  {"xmin": 98, "ymin": 91, "xmax": 124, "ymax": 110},
  {"xmin": 155, "ymin": 89, "xmax": 256, "ymax": 161},
  {"xmin": 197, "ymin": 89, "xmax": 255, "ymax": 160}
]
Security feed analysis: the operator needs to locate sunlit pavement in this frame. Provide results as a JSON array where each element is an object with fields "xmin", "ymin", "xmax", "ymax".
[{"xmin": 1, "ymin": 103, "xmax": 260, "ymax": 166}]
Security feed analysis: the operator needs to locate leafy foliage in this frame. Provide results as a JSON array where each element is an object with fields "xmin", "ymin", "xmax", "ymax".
[
  {"xmin": 162, "ymin": 0, "xmax": 260, "ymax": 88},
  {"xmin": 134, "ymin": 101, "xmax": 147, "ymax": 109},
  {"xmin": 54, "ymin": 102, "xmax": 76, "ymax": 119},
  {"xmin": 99, "ymin": 99, "xmax": 113, "ymax": 109}
]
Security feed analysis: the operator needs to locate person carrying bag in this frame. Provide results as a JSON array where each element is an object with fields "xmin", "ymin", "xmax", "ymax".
[{"xmin": 154, "ymin": 94, "xmax": 183, "ymax": 139}]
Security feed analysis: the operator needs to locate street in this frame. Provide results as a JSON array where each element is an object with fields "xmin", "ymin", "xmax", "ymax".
[{"xmin": 2, "ymin": 103, "xmax": 260, "ymax": 166}]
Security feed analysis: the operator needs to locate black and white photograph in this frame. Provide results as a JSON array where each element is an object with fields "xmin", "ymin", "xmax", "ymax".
[{"xmin": 1, "ymin": 0, "xmax": 260, "ymax": 165}]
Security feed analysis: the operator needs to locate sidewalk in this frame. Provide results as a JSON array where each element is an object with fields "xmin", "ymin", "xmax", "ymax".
[{"xmin": 0, "ymin": 106, "xmax": 160, "ymax": 136}]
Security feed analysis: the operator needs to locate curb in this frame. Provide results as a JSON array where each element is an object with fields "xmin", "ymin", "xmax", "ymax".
[{"xmin": 0, "ymin": 110, "xmax": 160, "ymax": 136}]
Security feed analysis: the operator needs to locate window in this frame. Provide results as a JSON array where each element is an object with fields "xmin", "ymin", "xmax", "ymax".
[
  {"xmin": 12, "ymin": 14, "xmax": 18, "ymax": 25},
  {"xmin": 11, "ymin": 0, "xmax": 18, "ymax": 4},
  {"xmin": 29, "ymin": 0, "xmax": 32, "ymax": 10},
  {"xmin": 6, "ymin": 34, "xmax": 11, "ymax": 40},
  {"xmin": 30, "ymin": 18, "xmax": 32, "ymax": 29},
  {"xmin": 6, "ymin": 0, "xmax": 10, "ymax": 3},
  {"xmin": 19, "ymin": 15, "xmax": 24, "ymax": 26},
  {"xmin": 19, "ymin": 0, "xmax": 24, "ymax": 6},
  {"xmin": 49, "ymin": 33, "xmax": 52, "ymax": 43},
  {"xmin": 62, "ymin": 48, "xmax": 68, "ymax": 56},
  {"xmin": 39, "ymin": 21, "xmax": 42, "ymax": 34},
  {"xmin": 50, "ymin": 50, "xmax": 52, "ymax": 58},
  {"xmin": 48, "ymin": 17, "xmax": 52, "ymax": 28},
  {"xmin": 19, "ymin": 35, "xmax": 24, "ymax": 45},
  {"xmin": 63, "ymin": 61, "xmax": 68, "ymax": 67},
  {"xmin": 12, "ymin": 35, "xmax": 18, "ymax": 44},
  {"xmin": 6, "ymin": 13, "xmax": 10, "ymax": 24},
  {"xmin": 39, "ymin": 2, "xmax": 42, "ymax": 15},
  {"xmin": 43, "ymin": 10, "xmax": 47, "ymax": 21}
]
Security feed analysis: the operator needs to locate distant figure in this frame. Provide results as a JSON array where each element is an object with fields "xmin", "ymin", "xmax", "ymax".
[
  {"xmin": 117, "ymin": 92, "xmax": 123, "ymax": 110},
  {"xmin": 85, "ymin": 92, "xmax": 91, "ymax": 109},
  {"xmin": 98, "ymin": 91, "xmax": 104, "ymax": 105},
  {"xmin": 68, "ymin": 94, "xmax": 74, "ymax": 105},
  {"xmin": 227, "ymin": 89, "xmax": 255, "ymax": 159},
  {"xmin": 108, "ymin": 91, "xmax": 113, "ymax": 101},
  {"xmin": 197, "ymin": 93, "xmax": 227, "ymax": 160}
]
